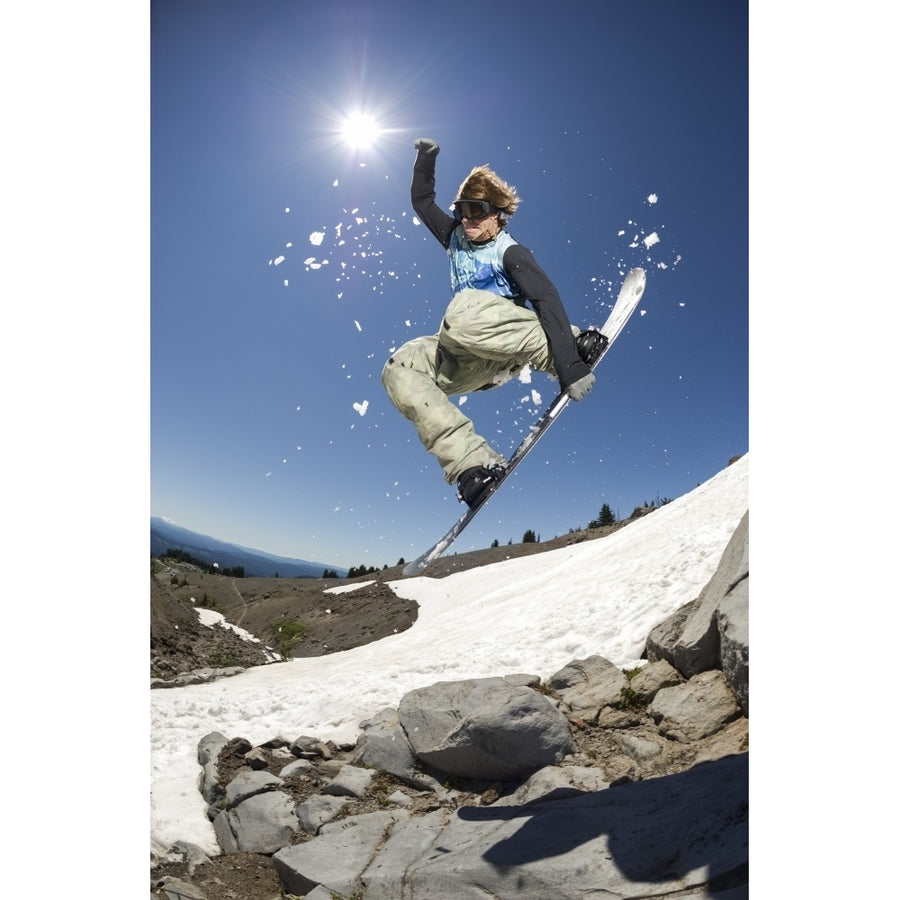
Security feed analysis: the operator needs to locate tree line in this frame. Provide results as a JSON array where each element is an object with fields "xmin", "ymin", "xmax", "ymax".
[{"xmin": 160, "ymin": 548, "xmax": 245, "ymax": 578}]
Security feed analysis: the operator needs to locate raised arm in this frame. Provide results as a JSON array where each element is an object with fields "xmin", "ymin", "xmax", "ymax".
[{"xmin": 411, "ymin": 138, "xmax": 456, "ymax": 248}]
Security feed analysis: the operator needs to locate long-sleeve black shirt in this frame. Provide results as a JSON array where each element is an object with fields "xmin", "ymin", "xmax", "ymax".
[{"xmin": 411, "ymin": 149, "xmax": 591, "ymax": 392}]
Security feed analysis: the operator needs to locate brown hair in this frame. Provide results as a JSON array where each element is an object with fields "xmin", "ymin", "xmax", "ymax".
[{"xmin": 455, "ymin": 165, "xmax": 521, "ymax": 226}]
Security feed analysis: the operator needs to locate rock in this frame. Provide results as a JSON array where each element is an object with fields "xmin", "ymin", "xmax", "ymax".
[
  {"xmin": 494, "ymin": 764, "xmax": 611, "ymax": 807},
  {"xmin": 388, "ymin": 790, "xmax": 413, "ymax": 807},
  {"xmin": 278, "ymin": 757, "xmax": 314, "ymax": 778},
  {"xmin": 352, "ymin": 707, "xmax": 445, "ymax": 793},
  {"xmin": 272, "ymin": 810, "xmax": 409, "ymax": 897},
  {"xmin": 616, "ymin": 733, "xmax": 664, "ymax": 765},
  {"xmin": 547, "ymin": 654, "xmax": 628, "ymax": 717},
  {"xmin": 197, "ymin": 732, "xmax": 228, "ymax": 805},
  {"xmin": 398, "ymin": 677, "xmax": 575, "ymax": 781},
  {"xmin": 650, "ymin": 670, "xmax": 741, "ymax": 742},
  {"xmin": 358, "ymin": 809, "xmax": 449, "ymax": 899},
  {"xmin": 291, "ymin": 735, "xmax": 333, "ymax": 759},
  {"xmin": 224, "ymin": 770, "xmax": 283, "ymax": 805},
  {"xmin": 155, "ymin": 876, "xmax": 207, "ymax": 899},
  {"xmin": 353, "ymin": 707, "xmax": 417, "ymax": 774},
  {"xmin": 376, "ymin": 754, "xmax": 748, "ymax": 899},
  {"xmin": 244, "ymin": 748, "xmax": 270, "ymax": 769},
  {"xmin": 295, "ymin": 794, "xmax": 348, "ymax": 835},
  {"xmin": 718, "ymin": 581, "xmax": 749, "ymax": 715},
  {"xmin": 645, "ymin": 511, "xmax": 749, "ymax": 691},
  {"xmin": 629, "ymin": 658, "xmax": 683, "ymax": 702},
  {"xmin": 213, "ymin": 789, "xmax": 299, "ymax": 853},
  {"xmin": 321, "ymin": 764, "xmax": 375, "ymax": 798}
]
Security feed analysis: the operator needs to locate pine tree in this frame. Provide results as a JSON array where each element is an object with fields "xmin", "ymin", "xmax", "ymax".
[
  {"xmin": 588, "ymin": 503, "xmax": 616, "ymax": 529},
  {"xmin": 599, "ymin": 503, "xmax": 616, "ymax": 526}
]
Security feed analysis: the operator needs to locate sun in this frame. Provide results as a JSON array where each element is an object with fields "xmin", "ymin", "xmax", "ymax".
[{"xmin": 340, "ymin": 112, "xmax": 381, "ymax": 150}]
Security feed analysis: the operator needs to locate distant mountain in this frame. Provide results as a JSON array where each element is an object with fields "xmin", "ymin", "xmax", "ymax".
[{"xmin": 150, "ymin": 518, "xmax": 347, "ymax": 579}]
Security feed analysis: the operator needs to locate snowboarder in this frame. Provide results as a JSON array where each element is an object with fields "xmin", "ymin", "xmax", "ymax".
[{"xmin": 382, "ymin": 137, "xmax": 604, "ymax": 508}]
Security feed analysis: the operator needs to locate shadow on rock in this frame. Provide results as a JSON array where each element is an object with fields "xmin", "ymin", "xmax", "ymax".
[{"xmin": 457, "ymin": 753, "xmax": 748, "ymax": 891}]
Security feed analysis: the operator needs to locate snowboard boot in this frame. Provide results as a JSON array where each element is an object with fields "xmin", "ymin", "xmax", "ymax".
[
  {"xmin": 575, "ymin": 329, "xmax": 609, "ymax": 367},
  {"xmin": 457, "ymin": 464, "xmax": 505, "ymax": 509}
]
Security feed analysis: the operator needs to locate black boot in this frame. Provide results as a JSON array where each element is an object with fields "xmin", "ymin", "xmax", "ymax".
[
  {"xmin": 575, "ymin": 329, "xmax": 609, "ymax": 367},
  {"xmin": 457, "ymin": 465, "xmax": 504, "ymax": 509}
]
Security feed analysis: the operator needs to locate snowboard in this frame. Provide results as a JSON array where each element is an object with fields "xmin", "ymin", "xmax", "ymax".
[{"xmin": 401, "ymin": 266, "xmax": 647, "ymax": 577}]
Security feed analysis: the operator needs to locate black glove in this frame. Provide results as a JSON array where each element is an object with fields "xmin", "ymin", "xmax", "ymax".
[{"xmin": 414, "ymin": 137, "xmax": 439, "ymax": 155}]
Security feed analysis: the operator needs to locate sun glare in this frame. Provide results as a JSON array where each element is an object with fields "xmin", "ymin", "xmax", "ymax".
[{"xmin": 340, "ymin": 112, "xmax": 381, "ymax": 149}]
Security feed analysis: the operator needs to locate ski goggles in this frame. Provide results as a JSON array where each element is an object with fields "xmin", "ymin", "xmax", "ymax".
[{"xmin": 454, "ymin": 199, "xmax": 499, "ymax": 220}]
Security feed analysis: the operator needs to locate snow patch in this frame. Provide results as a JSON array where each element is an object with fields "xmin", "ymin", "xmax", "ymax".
[
  {"xmin": 325, "ymin": 580, "xmax": 376, "ymax": 595},
  {"xmin": 195, "ymin": 608, "xmax": 265, "ymax": 645}
]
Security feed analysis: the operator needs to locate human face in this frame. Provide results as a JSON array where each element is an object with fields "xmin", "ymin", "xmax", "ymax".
[{"xmin": 458, "ymin": 201, "xmax": 500, "ymax": 242}]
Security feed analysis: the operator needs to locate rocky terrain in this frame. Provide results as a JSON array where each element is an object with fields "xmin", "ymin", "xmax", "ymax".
[
  {"xmin": 150, "ymin": 508, "xmax": 749, "ymax": 899},
  {"xmin": 151, "ymin": 516, "xmax": 640, "ymax": 677}
]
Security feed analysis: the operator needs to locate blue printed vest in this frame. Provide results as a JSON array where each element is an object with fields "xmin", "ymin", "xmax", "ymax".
[{"xmin": 448, "ymin": 228, "xmax": 523, "ymax": 301}]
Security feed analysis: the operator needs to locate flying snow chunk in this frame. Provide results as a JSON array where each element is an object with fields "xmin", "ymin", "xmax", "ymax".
[
  {"xmin": 353, "ymin": 400, "xmax": 369, "ymax": 416},
  {"xmin": 643, "ymin": 232, "xmax": 660, "ymax": 249},
  {"xmin": 647, "ymin": 194, "xmax": 658, "ymax": 204},
  {"xmin": 310, "ymin": 232, "xmax": 325, "ymax": 246},
  {"xmin": 273, "ymin": 256, "xmax": 285, "ymax": 266},
  {"xmin": 354, "ymin": 320, "xmax": 362, "ymax": 332}
]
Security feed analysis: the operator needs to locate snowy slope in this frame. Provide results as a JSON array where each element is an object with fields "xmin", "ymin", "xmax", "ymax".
[{"xmin": 150, "ymin": 454, "xmax": 749, "ymax": 854}]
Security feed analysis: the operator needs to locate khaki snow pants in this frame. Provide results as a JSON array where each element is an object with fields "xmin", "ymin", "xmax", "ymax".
[{"xmin": 382, "ymin": 288, "xmax": 562, "ymax": 484}]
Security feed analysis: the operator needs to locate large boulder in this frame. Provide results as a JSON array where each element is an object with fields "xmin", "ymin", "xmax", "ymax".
[
  {"xmin": 398, "ymin": 677, "xmax": 575, "ymax": 781},
  {"xmin": 644, "ymin": 511, "xmax": 749, "ymax": 706}
]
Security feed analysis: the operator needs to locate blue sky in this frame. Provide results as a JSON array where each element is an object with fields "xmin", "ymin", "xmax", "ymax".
[{"xmin": 150, "ymin": 0, "xmax": 749, "ymax": 570}]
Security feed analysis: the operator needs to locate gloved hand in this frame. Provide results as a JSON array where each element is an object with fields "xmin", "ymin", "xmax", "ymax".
[
  {"xmin": 566, "ymin": 372, "xmax": 595, "ymax": 401},
  {"xmin": 414, "ymin": 137, "xmax": 439, "ymax": 155}
]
